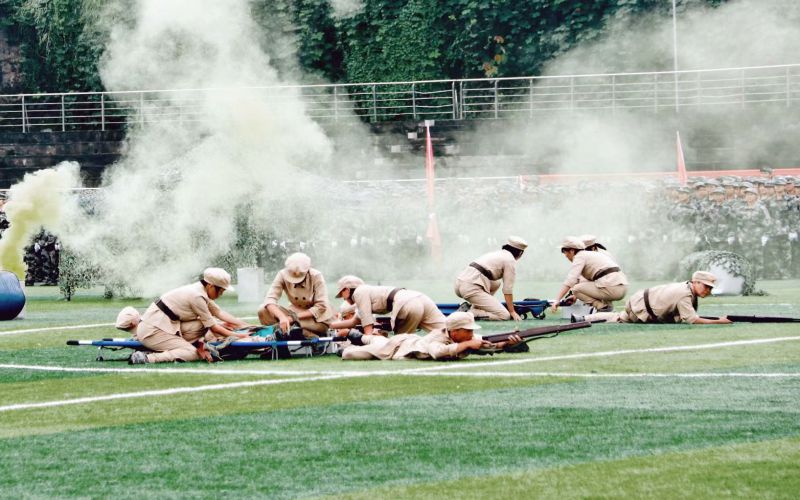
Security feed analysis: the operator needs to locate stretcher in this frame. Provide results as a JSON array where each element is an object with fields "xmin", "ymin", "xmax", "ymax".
[
  {"xmin": 67, "ymin": 325, "xmax": 341, "ymax": 361},
  {"xmin": 436, "ymin": 299, "xmax": 549, "ymax": 320}
]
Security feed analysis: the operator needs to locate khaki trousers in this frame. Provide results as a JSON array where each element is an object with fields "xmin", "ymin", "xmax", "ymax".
[
  {"xmin": 571, "ymin": 282, "xmax": 627, "ymax": 311},
  {"xmin": 258, "ymin": 304, "xmax": 329, "ymax": 338},
  {"xmin": 394, "ymin": 296, "xmax": 446, "ymax": 333},
  {"xmin": 454, "ymin": 280, "xmax": 510, "ymax": 321},
  {"xmin": 341, "ymin": 334, "xmax": 390, "ymax": 360},
  {"xmin": 136, "ymin": 322, "xmax": 201, "ymax": 363}
]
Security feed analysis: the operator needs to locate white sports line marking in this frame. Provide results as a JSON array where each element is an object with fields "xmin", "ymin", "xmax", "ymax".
[
  {"xmin": 1, "ymin": 335, "xmax": 799, "ymax": 412},
  {"xmin": 406, "ymin": 335, "xmax": 800, "ymax": 373},
  {"xmin": 0, "ymin": 373, "xmax": 367, "ymax": 413},
  {"xmin": 0, "ymin": 323, "xmax": 113, "ymax": 336},
  {"xmin": 0, "ymin": 316, "xmax": 260, "ymax": 337}
]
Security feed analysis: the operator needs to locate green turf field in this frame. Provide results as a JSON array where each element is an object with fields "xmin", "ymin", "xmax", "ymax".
[{"xmin": 1, "ymin": 280, "xmax": 799, "ymax": 498}]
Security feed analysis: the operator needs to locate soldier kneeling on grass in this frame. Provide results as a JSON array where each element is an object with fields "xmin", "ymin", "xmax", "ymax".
[
  {"xmin": 575, "ymin": 271, "xmax": 732, "ymax": 325},
  {"xmin": 128, "ymin": 268, "xmax": 250, "ymax": 364},
  {"xmin": 340, "ymin": 311, "xmax": 522, "ymax": 361}
]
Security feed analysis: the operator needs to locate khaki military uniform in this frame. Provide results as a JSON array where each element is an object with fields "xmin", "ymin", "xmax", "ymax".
[
  {"xmin": 564, "ymin": 251, "xmax": 628, "ymax": 310},
  {"xmin": 137, "ymin": 282, "xmax": 221, "ymax": 363},
  {"xmin": 454, "ymin": 249, "xmax": 517, "ymax": 320},
  {"xmin": 587, "ymin": 281, "xmax": 699, "ymax": 324},
  {"xmin": 261, "ymin": 268, "xmax": 334, "ymax": 337},
  {"xmin": 341, "ymin": 329, "xmax": 478, "ymax": 361},
  {"xmin": 352, "ymin": 285, "xmax": 445, "ymax": 333}
]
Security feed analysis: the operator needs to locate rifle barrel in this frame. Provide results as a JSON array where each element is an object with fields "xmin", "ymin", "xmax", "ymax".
[
  {"xmin": 482, "ymin": 321, "xmax": 591, "ymax": 343},
  {"xmin": 701, "ymin": 315, "xmax": 800, "ymax": 323}
]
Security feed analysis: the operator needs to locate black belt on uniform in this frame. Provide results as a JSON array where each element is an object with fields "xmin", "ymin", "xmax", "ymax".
[
  {"xmin": 592, "ymin": 266, "xmax": 620, "ymax": 281},
  {"xmin": 469, "ymin": 262, "xmax": 495, "ymax": 280},
  {"xmin": 642, "ymin": 288, "xmax": 658, "ymax": 323},
  {"xmin": 155, "ymin": 299, "xmax": 179, "ymax": 322},
  {"xmin": 386, "ymin": 287, "xmax": 404, "ymax": 312}
]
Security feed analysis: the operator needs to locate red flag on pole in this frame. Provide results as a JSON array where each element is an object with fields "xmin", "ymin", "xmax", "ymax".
[
  {"xmin": 424, "ymin": 123, "xmax": 442, "ymax": 261},
  {"xmin": 676, "ymin": 131, "xmax": 688, "ymax": 186}
]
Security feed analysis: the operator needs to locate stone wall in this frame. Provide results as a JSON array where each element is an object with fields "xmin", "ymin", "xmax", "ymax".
[{"xmin": 0, "ymin": 27, "xmax": 22, "ymax": 92}]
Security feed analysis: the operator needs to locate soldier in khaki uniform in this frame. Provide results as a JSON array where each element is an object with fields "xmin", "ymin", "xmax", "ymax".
[
  {"xmin": 454, "ymin": 236, "xmax": 528, "ymax": 321},
  {"xmin": 259, "ymin": 252, "xmax": 334, "ymax": 338},
  {"xmin": 333, "ymin": 275, "xmax": 445, "ymax": 335},
  {"xmin": 578, "ymin": 271, "xmax": 732, "ymax": 325},
  {"xmin": 552, "ymin": 237, "xmax": 628, "ymax": 314},
  {"xmin": 579, "ymin": 234, "xmax": 618, "ymax": 263},
  {"xmin": 341, "ymin": 311, "xmax": 521, "ymax": 361},
  {"xmin": 130, "ymin": 268, "xmax": 250, "ymax": 364}
]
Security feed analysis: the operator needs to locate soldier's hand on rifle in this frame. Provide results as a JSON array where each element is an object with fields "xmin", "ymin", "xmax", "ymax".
[
  {"xmin": 497, "ymin": 334, "xmax": 523, "ymax": 349},
  {"xmin": 463, "ymin": 338, "xmax": 484, "ymax": 350}
]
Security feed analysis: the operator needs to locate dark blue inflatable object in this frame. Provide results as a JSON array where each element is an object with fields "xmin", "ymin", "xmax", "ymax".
[{"xmin": 0, "ymin": 270, "xmax": 25, "ymax": 320}]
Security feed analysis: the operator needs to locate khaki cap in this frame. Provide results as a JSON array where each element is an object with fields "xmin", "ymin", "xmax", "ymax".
[
  {"xmin": 507, "ymin": 236, "xmax": 528, "ymax": 251},
  {"xmin": 115, "ymin": 306, "xmax": 140, "ymax": 330},
  {"xmin": 691, "ymin": 271, "xmax": 717, "ymax": 288},
  {"xmin": 203, "ymin": 267, "xmax": 234, "ymax": 291},
  {"xmin": 282, "ymin": 252, "xmax": 311, "ymax": 284},
  {"xmin": 446, "ymin": 311, "xmax": 481, "ymax": 331},
  {"xmin": 559, "ymin": 236, "xmax": 586, "ymax": 251},
  {"xmin": 579, "ymin": 234, "xmax": 597, "ymax": 247},
  {"xmin": 335, "ymin": 275, "xmax": 365, "ymax": 297}
]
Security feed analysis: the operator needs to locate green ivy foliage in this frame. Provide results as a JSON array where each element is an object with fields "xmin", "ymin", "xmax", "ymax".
[{"xmin": 1, "ymin": 0, "xmax": 729, "ymax": 93}]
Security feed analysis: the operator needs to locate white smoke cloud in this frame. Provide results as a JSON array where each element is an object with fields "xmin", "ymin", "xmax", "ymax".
[
  {"xmin": 0, "ymin": 163, "xmax": 80, "ymax": 279},
  {"xmin": 330, "ymin": 0, "xmax": 364, "ymax": 19},
  {"xmin": 61, "ymin": 0, "xmax": 337, "ymax": 294}
]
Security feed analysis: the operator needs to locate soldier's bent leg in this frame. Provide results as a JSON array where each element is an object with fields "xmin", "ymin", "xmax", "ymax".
[
  {"xmin": 572, "ymin": 282, "xmax": 626, "ymax": 311},
  {"xmin": 394, "ymin": 298, "xmax": 424, "ymax": 334},
  {"xmin": 341, "ymin": 335, "xmax": 389, "ymax": 360},
  {"xmin": 417, "ymin": 296, "xmax": 446, "ymax": 332},
  {"xmin": 584, "ymin": 312, "xmax": 623, "ymax": 323},
  {"xmin": 138, "ymin": 327, "xmax": 199, "ymax": 363}
]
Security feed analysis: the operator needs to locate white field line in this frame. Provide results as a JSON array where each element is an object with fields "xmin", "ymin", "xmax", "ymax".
[
  {"xmin": 404, "ymin": 335, "xmax": 800, "ymax": 373},
  {"xmin": 407, "ymin": 371, "xmax": 800, "ymax": 378},
  {"xmin": 2, "ymin": 335, "xmax": 799, "ymax": 412},
  {"xmin": 2, "ymin": 335, "xmax": 799, "ymax": 378},
  {"xmin": 0, "ymin": 373, "xmax": 366, "ymax": 413},
  {"xmin": 0, "ymin": 323, "xmax": 113, "ymax": 336},
  {"xmin": 0, "ymin": 316, "xmax": 260, "ymax": 337}
]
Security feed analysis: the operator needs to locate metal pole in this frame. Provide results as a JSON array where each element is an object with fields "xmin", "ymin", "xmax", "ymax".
[
  {"xmin": 61, "ymin": 94, "xmax": 65, "ymax": 132},
  {"xmin": 672, "ymin": 0, "xmax": 680, "ymax": 112},
  {"xmin": 333, "ymin": 85, "xmax": 339, "ymax": 122},
  {"xmin": 529, "ymin": 78, "xmax": 534, "ymax": 117},
  {"xmin": 787, "ymin": 66, "xmax": 792, "ymax": 108},
  {"xmin": 451, "ymin": 81, "xmax": 457, "ymax": 120},
  {"xmin": 412, "ymin": 83, "xmax": 417, "ymax": 120},
  {"xmin": 101, "ymin": 94, "xmax": 106, "ymax": 131},
  {"xmin": 493, "ymin": 80, "xmax": 499, "ymax": 119},
  {"xmin": 21, "ymin": 95, "xmax": 26, "ymax": 133},
  {"xmin": 612, "ymin": 75, "xmax": 616, "ymax": 114},
  {"xmin": 371, "ymin": 85, "xmax": 377, "ymax": 122}
]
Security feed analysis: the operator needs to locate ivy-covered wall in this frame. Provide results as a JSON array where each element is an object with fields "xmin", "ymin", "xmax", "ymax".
[{"xmin": 0, "ymin": 0, "xmax": 728, "ymax": 93}]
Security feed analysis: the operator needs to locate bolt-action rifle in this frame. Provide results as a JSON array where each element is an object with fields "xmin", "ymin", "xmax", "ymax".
[{"xmin": 470, "ymin": 321, "xmax": 592, "ymax": 355}]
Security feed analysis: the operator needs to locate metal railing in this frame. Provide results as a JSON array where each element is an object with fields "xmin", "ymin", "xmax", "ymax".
[{"xmin": 1, "ymin": 64, "xmax": 798, "ymax": 132}]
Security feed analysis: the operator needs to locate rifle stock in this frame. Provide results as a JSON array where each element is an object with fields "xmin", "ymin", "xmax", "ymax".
[
  {"xmin": 701, "ymin": 315, "xmax": 800, "ymax": 323},
  {"xmin": 481, "ymin": 321, "xmax": 592, "ymax": 344}
]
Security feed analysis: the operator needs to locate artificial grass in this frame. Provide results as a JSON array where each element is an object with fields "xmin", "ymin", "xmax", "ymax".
[
  {"xmin": 0, "ymin": 379, "xmax": 798, "ymax": 498},
  {"xmin": 0, "ymin": 280, "xmax": 798, "ymax": 497}
]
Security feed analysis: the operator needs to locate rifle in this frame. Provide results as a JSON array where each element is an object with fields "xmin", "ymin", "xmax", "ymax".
[
  {"xmin": 701, "ymin": 315, "xmax": 800, "ymax": 323},
  {"xmin": 471, "ymin": 321, "xmax": 592, "ymax": 355}
]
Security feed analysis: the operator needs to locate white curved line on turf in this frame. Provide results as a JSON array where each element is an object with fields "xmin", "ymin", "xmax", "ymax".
[
  {"xmin": 405, "ymin": 335, "xmax": 800, "ymax": 372},
  {"xmin": 0, "ymin": 323, "xmax": 113, "ymax": 336},
  {"xmin": 406, "ymin": 372, "xmax": 800, "ymax": 378},
  {"xmin": 0, "ymin": 316, "xmax": 260, "ymax": 337},
  {"xmin": 0, "ymin": 373, "xmax": 368, "ymax": 412},
  {"xmin": 2, "ymin": 335, "xmax": 799, "ymax": 379}
]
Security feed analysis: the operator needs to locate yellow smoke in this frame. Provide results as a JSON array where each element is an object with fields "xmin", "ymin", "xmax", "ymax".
[{"xmin": 0, "ymin": 162, "xmax": 80, "ymax": 279}]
